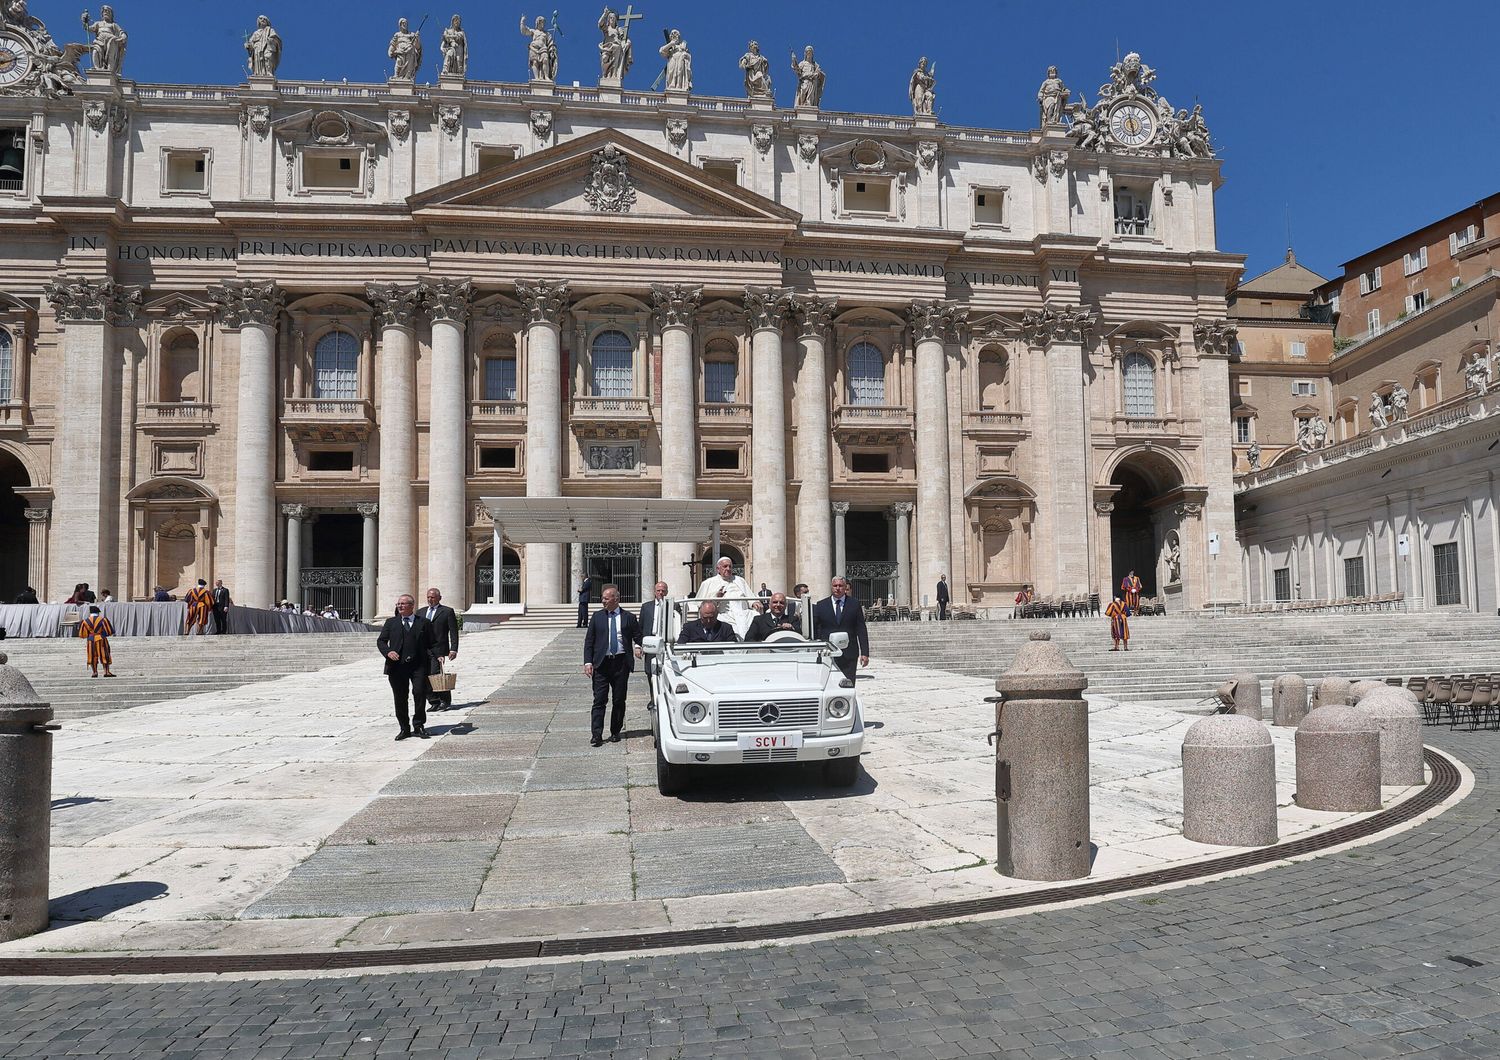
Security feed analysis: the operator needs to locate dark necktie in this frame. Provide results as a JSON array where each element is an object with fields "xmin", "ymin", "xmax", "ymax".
[
  {"xmin": 608, "ymin": 611, "xmax": 619, "ymax": 654},
  {"xmin": 835, "ymin": 599, "xmax": 843, "ymax": 623}
]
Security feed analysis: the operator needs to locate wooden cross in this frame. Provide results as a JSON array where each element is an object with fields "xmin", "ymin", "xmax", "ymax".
[{"xmin": 617, "ymin": 4, "xmax": 644, "ymax": 38}]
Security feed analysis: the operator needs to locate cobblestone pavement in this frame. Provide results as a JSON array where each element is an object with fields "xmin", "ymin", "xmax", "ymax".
[{"xmin": 0, "ymin": 726, "xmax": 1493, "ymax": 1059}]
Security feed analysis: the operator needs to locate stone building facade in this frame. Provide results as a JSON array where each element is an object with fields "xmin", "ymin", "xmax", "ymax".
[{"xmin": 0, "ymin": 12, "xmax": 1245, "ymax": 615}]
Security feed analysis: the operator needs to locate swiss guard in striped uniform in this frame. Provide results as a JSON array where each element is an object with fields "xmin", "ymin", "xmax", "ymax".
[
  {"xmin": 78, "ymin": 605, "xmax": 116, "ymax": 677},
  {"xmin": 1105, "ymin": 596, "xmax": 1130, "ymax": 652},
  {"xmin": 1120, "ymin": 570, "xmax": 1143, "ymax": 615},
  {"xmin": 184, "ymin": 578, "xmax": 212, "ymax": 635}
]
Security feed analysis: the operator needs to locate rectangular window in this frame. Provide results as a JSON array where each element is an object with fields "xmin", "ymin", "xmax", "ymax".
[
  {"xmin": 703, "ymin": 360, "xmax": 737, "ymax": 403},
  {"xmin": 0, "ymin": 329, "xmax": 12, "ymax": 402},
  {"xmin": 1113, "ymin": 185, "xmax": 1152, "ymax": 236},
  {"xmin": 1366, "ymin": 309, "xmax": 1380, "ymax": 335},
  {"xmin": 307, "ymin": 449, "xmax": 355, "ymax": 472},
  {"xmin": 851, "ymin": 452, "xmax": 890, "ymax": 474},
  {"xmin": 1433, "ymin": 542, "xmax": 1462, "ymax": 606},
  {"xmin": 705, "ymin": 447, "xmax": 740, "ymax": 470},
  {"xmin": 478, "ymin": 446, "xmax": 518, "ymax": 470},
  {"xmin": 844, "ymin": 177, "xmax": 892, "ymax": 214},
  {"xmin": 1236, "ymin": 377, "xmax": 1251, "ymax": 398},
  {"xmin": 1404, "ymin": 290, "xmax": 1429, "ymax": 313},
  {"xmin": 1358, "ymin": 267, "xmax": 1382, "ymax": 294},
  {"xmin": 1451, "ymin": 225, "xmax": 1480, "ymax": 254},
  {"xmin": 1234, "ymin": 417, "xmax": 1251, "ymax": 444},
  {"xmin": 0, "ymin": 127, "xmax": 25, "ymax": 191},
  {"xmin": 701, "ymin": 159, "xmax": 739, "ymax": 185},
  {"xmin": 482, "ymin": 357, "xmax": 517, "ymax": 401},
  {"xmin": 1288, "ymin": 340, "xmax": 1307, "ymax": 358},
  {"xmin": 1343, "ymin": 556, "xmax": 1367, "ymax": 598},
  {"xmin": 1292, "ymin": 380, "xmax": 1316, "ymax": 396},
  {"xmin": 1329, "ymin": 292, "xmax": 1341, "ymax": 315},
  {"xmin": 1402, "ymin": 247, "xmax": 1428, "ymax": 275},
  {"xmin": 303, "ymin": 151, "xmax": 361, "ymax": 190},
  {"xmin": 973, "ymin": 187, "xmax": 1005, "ymax": 226},
  {"xmin": 475, "ymin": 146, "xmax": 517, "ymax": 173},
  {"xmin": 164, "ymin": 150, "xmax": 209, "ymax": 193},
  {"xmin": 1273, "ymin": 568, "xmax": 1292, "ymax": 603}
]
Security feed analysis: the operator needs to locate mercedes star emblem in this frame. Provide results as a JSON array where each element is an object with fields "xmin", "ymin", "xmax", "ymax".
[{"xmin": 758, "ymin": 702, "xmax": 780, "ymax": 724}]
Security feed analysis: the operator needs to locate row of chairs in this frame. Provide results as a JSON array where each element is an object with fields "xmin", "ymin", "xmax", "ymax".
[
  {"xmin": 1015, "ymin": 594, "xmax": 1103, "ymax": 619},
  {"xmin": 866, "ymin": 603, "xmax": 983, "ymax": 622},
  {"xmin": 1406, "ymin": 674, "xmax": 1500, "ymax": 730},
  {"xmin": 1237, "ymin": 592, "xmax": 1407, "ymax": 615}
]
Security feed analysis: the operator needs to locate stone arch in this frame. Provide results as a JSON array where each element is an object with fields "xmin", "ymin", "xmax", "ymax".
[
  {"xmin": 127, "ymin": 477, "xmax": 219, "ymax": 600},
  {"xmin": 0, "ymin": 443, "xmax": 32, "ymax": 602},
  {"xmin": 1105, "ymin": 448, "xmax": 1188, "ymax": 601},
  {"xmin": 963, "ymin": 477, "xmax": 1036, "ymax": 603}
]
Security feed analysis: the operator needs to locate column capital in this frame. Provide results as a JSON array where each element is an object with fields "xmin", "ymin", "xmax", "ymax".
[
  {"xmin": 790, "ymin": 295, "xmax": 839, "ymax": 339},
  {"xmin": 1193, "ymin": 318, "xmax": 1239, "ymax": 358},
  {"xmin": 831, "ymin": 500, "xmax": 850, "ymax": 516},
  {"xmin": 650, "ymin": 282, "xmax": 703, "ymax": 329},
  {"xmin": 422, "ymin": 277, "xmax": 474, "ymax": 325},
  {"xmin": 355, "ymin": 501, "xmax": 380, "ymax": 517},
  {"xmin": 22, "ymin": 506, "xmax": 51, "ymax": 522},
  {"xmin": 365, "ymin": 282, "xmax": 423, "ymax": 330},
  {"xmin": 281, "ymin": 503, "xmax": 310, "ymax": 519},
  {"xmin": 743, "ymin": 285, "xmax": 793, "ymax": 332},
  {"xmin": 908, "ymin": 298, "xmax": 968, "ymax": 343},
  {"xmin": 888, "ymin": 501, "xmax": 915, "ymax": 518},
  {"xmin": 1020, "ymin": 302, "xmax": 1097, "ymax": 348},
  {"xmin": 45, "ymin": 277, "xmax": 142, "ymax": 325},
  {"xmin": 208, "ymin": 279, "xmax": 285, "ymax": 330},
  {"xmin": 514, "ymin": 278, "xmax": 571, "ymax": 326}
]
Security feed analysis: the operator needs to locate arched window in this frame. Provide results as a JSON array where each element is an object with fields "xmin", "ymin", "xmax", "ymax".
[
  {"xmin": 159, "ymin": 331, "xmax": 201, "ymax": 403},
  {"xmin": 312, "ymin": 330, "xmax": 359, "ymax": 400},
  {"xmin": 702, "ymin": 338, "xmax": 738, "ymax": 403},
  {"xmin": 1122, "ymin": 351, "xmax": 1155, "ymax": 417},
  {"xmin": 978, "ymin": 345, "xmax": 1008, "ymax": 410},
  {"xmin": 590, "ymin": 329, "xmax": 633, "ymax": 398},
  {"xmin": 0, "ymin": 329, "xmax": 12, "ymax": 404},
  {"xmin": 847, "ymin": 341, "xmax": 885, "ymax": 405}
]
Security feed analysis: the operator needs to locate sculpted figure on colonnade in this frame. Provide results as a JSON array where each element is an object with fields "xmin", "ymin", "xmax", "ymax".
[
  {"xmin": 388, "ymin": 17, "xmax": 422, "ymax": 80},
  {"xmin": 519, "ymin": 14, "xmax": 558, "ymax": 81},
  {"xmin": 790, "ymin": 45, "xmax": 824, "ymax": 108},
  {"xmin": 659, "ymin": 29, "xmax": 691, "ymax": 92},
  {"xmin": 440, "ymin": 15, "xmax": 467, "ymax": 77},
  {"xmin": 81, "ymin": 5, "xmax": 125, "ymax": 73},
  {"xmin": 596, "ymin": 6, "xmax": 634, "ymax": 82},
  {"xmin": 1370, "ymin": 392, "xmax": 1389, "ymax": 430},
  {"xmin": 245, "ymin": 15, "xmax": 281, "ymax": 77},
  {"xmin": 739, "ymin": 40, "xmax": 772, "ymax": 99},
  {"xmin": 909, "ymin": 57, "xmax": 935, "ymax": 116},
  {"xmin": 1037, "ymin": 65, "xmax": 1069, "ymax": 126}
]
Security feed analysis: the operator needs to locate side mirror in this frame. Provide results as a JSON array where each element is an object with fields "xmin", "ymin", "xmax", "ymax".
[
  {"xmin": 642, "ymin": 635, "xmax": 661, "ymax": 655},
  {"xmin": 829, "ymin": 631, "xmax": 850, "ymax": 651}
]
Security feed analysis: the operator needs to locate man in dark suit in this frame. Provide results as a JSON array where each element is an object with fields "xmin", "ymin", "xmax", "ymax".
[
  {"xmin": 678, "ymin": 600, "xmax": 738, "ymax": 643},
  {"xmin": 936, "ymin": 573, "xmax": 950, "ymax": 620},
  {"xmin": 583, "ymin": 584, "xmax": 641, "ymax": 746},
  {"xmin": 421, "ymin": 586, "xmax": 460, "ymax": 711},
  {"xmin": 576, "ymin": 574, "xmax": 592, "ymax": 627},
  {"xmin": 210, "ymin": 579, "xmax": 233, "ymax": 634},
  {"xmin": 813, "ymin": 576, "xmax": 870, "ymax": 681},
  {"xmin": 377, "ymin": 593, "xmax": 436, "ymax": 740},
  {"xmin": 637, "ymin": 580, "xmax": 669, "ymax": 702},
  {"xmin": 758, "ymin": 582, "xmax": 773, "ymax": 606},
  {"xmin": 746, "ymin": 592, "xmax": 801, "ymax": 641}
]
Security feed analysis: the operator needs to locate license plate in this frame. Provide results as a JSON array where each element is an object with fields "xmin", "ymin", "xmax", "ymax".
[{"xmin": 736, "ymin": 731, "xmax": 804, "ymax": 751}]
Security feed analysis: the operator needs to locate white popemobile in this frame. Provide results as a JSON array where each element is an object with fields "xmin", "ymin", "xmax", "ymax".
[{"xmin": 641, "ymin": 596, "xmax": 866, "ymax": 796}]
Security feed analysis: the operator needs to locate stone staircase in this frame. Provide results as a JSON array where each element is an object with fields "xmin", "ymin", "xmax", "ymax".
[
  {"xmin": 870, "ymin": 612, "xmax": 1500, "ymax": 702},
  {"xmin": 2, "ymin": 632, "xmax": 378, "ymax": 721}
]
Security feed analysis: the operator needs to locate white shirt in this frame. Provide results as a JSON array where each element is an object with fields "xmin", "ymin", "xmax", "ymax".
[{"xmin": 695, "ymin": 574, "xmax": 755, "ymax": 636}]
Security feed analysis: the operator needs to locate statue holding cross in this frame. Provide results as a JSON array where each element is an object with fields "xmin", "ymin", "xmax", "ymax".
[{"xmin": 597, "ymin": 5, "xmax": 640, "ymax": 83}]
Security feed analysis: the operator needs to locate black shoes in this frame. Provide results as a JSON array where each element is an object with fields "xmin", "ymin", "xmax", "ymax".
[
  {"xmin": 590, "ymin": 736, "xmax": 604, "ymax": 747},
  {"xmin": 414, "ymin": 726, "xmax": 429, "ymax": 739},
  {"xmin": 608, "ymin": 733, "xmax": 622, "ymax": 743},
  {"xmin": 396, "ymin": 731, "xmax": 411, "ymax": 741}
]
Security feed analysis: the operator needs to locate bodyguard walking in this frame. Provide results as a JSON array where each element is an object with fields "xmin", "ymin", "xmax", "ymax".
[
  {"xmin": 936, "ymin": 573, "xmax": 950, "ymax": 620},
  {"xmin": 583, "ymin": 584, "xmax": 641, "ymax": 747},
  {"xmin": 421, "ymin": 586, "xmax": 460, "ymax": 711},
  {"xmin": 210, "ymin": 578, "xmax": 233, "ymax": 634},
  {"xmin": 377, "ymin": 594, "xmax": 436, "ymax": 740},
  {"xmin": 575, "ymin": 573, "xmax": 592, "ymax": 627}
]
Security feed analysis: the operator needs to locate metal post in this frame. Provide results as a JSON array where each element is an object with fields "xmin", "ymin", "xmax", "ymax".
[
  {"xmin": 491, "ymin": 522, "xmax": 503, "ymax": 605},
  {"xmin": 712, "ymin": 518, "xmax": 721, "ymax": 564}
]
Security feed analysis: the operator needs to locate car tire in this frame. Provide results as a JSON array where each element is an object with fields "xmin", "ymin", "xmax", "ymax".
[
  {"xmin": 656, "ymin": 739, "xmax": 687, "ymax": 796},
  {"xmin": 824, "ymin": 754, "xmax": 859, "ymax": 788}
]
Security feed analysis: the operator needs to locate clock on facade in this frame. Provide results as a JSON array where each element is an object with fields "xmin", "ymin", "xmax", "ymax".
[
  {"xmin": 1108, "ymin": 102, "xmax": 1155, "ymax": 148},
  {"xmin": 0, "ymin": 33, "xmax": 33, "ymax": 88}
]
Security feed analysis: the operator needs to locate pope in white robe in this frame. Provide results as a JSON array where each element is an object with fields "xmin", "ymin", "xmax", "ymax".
[{"xmin": 695, "ymin": 556, "xmax": 757, "ymax": 637}]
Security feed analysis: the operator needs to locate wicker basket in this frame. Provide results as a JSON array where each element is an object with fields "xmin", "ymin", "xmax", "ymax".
[{"xmin": 428, "ymin": 660, "xmax": 458, "ymax": 692}]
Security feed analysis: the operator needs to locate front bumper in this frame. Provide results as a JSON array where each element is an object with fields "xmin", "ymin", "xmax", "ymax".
[{"xmin": 657, "ymin": 722, "xmax": 864, "ymax": 765}]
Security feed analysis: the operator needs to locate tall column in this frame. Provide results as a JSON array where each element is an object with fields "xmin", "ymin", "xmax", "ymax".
[
  {"xmin": 517, "ymin": 279, "xmax": 571, "ymax": 604},
  {"xmin": 423, "ymin": 278, "xmax": 473, "ymax": 609},
  {"xmin": 745, "ymin": 286, "xmax": 792, "ymax": 592},
  {"xmin": 23, "ymin": 506, "xmax": 50, "ymax": 600},
  {"xmin": 357, "ymin": 502, "xmax": 378, "ymax": 620},
  {"xmin": 1193, "ymin": 320, "xmax": 1245, "ymax": 606},
  {"xmin": 1023, "ymin": 302, "xmax": 1095, "ymax": 596},
  {"xmin": 367, "ymin": 282, "xmax": 424, "ymax": 615},
  {"xmin": 44, "ymin": 279, "xmax": 138, "ymax": 594},
  {"xmin": 490, "ymin": 521, "xmax": 503, "ymax": 605},
  {"xmin": 570, "ymin": 543, "xmax": 584, "ymax": 600},
  {"xmin": 208, "ymin": 279, "xmax": 283, "ymax": 609},
  {"xmin": 651, "ymin": 282, "xmax": 703, "ymax": 596},
  {"xmin": 791, "ymin": 297, "xmax": 838, "ymax": 594},
  {"xmin": 640, "ymin": 542, "xmax": 656, "ymax": 600},
  {"xmin": 283, "ymin": 503, "xmax": 306, "ymax": 605},
  {"xmin": 832, "ymin": 500, "xmax": 849, "ymax": 580},
  {"xmin": 909, "ymin": 300, "xmax": 967, "ymax": 605},
  {"xmin": 890, "ymin": 502, "xmax": 913, "ymax": 606}
]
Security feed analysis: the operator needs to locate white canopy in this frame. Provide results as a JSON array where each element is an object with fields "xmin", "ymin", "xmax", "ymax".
[{"xmin": 480, "ymin": 496, "xmax": 732, "ymax": 544}]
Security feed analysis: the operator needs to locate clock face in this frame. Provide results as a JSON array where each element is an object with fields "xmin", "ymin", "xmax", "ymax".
[
  {"xmin": 0, "ymin": 33, "xmax": 32, "ymax": 88},
  {"xmin": 1109, "ymin": 102, "xmax": 1155, "ymax": 147}
]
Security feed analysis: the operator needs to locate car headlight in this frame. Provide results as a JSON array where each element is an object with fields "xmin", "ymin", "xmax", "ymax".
[
  {"xmin": 827, "ymin": 697, "xmax": 851, "ymax": 719},
  {"xmin": 682, "ymin": 701, "xmax": 707, "ymax": 724}
]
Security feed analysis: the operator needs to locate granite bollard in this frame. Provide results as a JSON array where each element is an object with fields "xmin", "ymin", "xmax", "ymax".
[
  {"xmin": 1355, "ymin": 688, "xmax": 1425, "ymax": 786},
  {"xmin": 1349, "ymin": 680, "xmax": 1387, "ymax": 702},
  {"xmin": 1231, "ymin": 672, "xmax": 1263, "ymax": 720},
  {"xmin": 1311, "ymin": 676, "xmax": 1352, "ymax": 709},
  {"xmin": 1181, "ymin": 714, "xmax": 1277, "ymax": 846},
  {"xmin": 993, "ymin": 632, "xmax": 1090, "ymax": 881},
  {"xmin": 1295, "ymin": 704, "xmax": 1381, "ymax": 812},
  {"xmin": 0, "ymin": 652, "xmax": 58, "ymax": 943},
  {"xmin": 1271, "ymin": 674, "xmax": 1308, "ymax": 727}
]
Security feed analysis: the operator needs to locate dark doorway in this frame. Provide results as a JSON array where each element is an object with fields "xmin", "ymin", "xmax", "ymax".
[
  {"xmin": 1108, "ymin": 453, "xmax": 1184, "ymax": 601},
  {"xmin": 302, "ymin": 513, "xmax": 363, "ymax": 617},
  {"xmin": 475, "ymin": 546, "xmax": 521, "ymax": 605},
  {"xmin": 0, "ymin": 450, "xmax": 28, "ymax": 603},
  {"xmin": 844, "ymin": 508, "xmax": 895, "ymax": 604},
  {"xmin": 586, "ymin": 542, "xmax": 641, "ymax": 602}
]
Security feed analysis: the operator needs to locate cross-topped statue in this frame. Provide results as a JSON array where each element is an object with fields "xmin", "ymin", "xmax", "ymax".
[
  {"xmin": 618, "ymin": 4, "xmax": 644, "ymax": 35},
  {"xmin": 597, "ymin": 5, "xmax": 640, "ymax": 82}
]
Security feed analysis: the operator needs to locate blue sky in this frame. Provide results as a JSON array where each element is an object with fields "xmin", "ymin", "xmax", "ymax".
[{"xmin": 59, "ymin": 0, "xmax": 1500, "ymax": 282}]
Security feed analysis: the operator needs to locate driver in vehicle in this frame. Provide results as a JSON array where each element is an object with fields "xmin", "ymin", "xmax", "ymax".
[
  {"xmin": 745, "ymin": 592, "xmax": 802, "ymax": 641},
  {"xmin": 677, "ymin": 599, "xmax": 739, "ymax": 643}
]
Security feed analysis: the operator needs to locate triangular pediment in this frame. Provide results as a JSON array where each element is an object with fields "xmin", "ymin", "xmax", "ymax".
[{"xmin": 410, "ymin": 129, "xmax": 800, "ymax": 225}]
